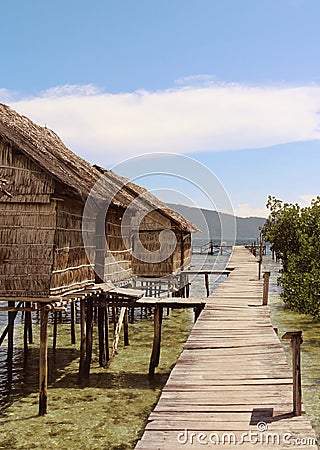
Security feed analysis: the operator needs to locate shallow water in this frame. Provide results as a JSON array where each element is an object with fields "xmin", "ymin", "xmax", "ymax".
[
  {"xmin": 0, "ymin": 254, "xmax": 229, "ymax": 449},
  {"xmin": 0, "ymin": 252, "xmax": 319, "ymax": 448}
]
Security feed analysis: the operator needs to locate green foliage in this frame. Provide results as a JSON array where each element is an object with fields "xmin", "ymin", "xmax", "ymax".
[{"xmin": 263, "ymin": 195, "xmax": 320, "ymax": 319}]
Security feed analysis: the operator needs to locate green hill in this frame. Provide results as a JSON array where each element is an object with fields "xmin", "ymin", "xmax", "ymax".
[{"xmin": 167, "ymin": 203, "xmax": 266, "ymax": 242}]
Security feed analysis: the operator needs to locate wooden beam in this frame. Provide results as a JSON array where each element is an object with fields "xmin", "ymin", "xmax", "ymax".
[
  {"xmin": 111, "ymin": 307, "xmax": 126, "ymax": 358},
  {"xmin": 39, "ymin": 307, "xmax": 49, "ymax": 416}
]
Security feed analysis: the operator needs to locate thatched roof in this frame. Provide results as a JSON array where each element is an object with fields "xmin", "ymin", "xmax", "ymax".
[
  {"xmin": 94, "ymin": 165, "xmax": 200, "ymax": 232},
  {"xmin": 0, "ymin": 103, "xmax": 197, "ymax": 231}
]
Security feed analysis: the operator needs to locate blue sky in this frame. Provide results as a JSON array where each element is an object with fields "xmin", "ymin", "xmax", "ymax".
[{"xmin": 1, "ymin": 0, "xmax": 320, "ymax": 216}]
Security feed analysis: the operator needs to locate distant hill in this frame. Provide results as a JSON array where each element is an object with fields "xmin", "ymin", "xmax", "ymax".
[{"xmin": 167, "ymin": 203, "xmax": 266, "ymax": 242}]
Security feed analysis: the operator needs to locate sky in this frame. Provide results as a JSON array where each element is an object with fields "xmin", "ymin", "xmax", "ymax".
[{"xmin": 1, "ymin": 0, "xmax": 320, "ymax": 217}]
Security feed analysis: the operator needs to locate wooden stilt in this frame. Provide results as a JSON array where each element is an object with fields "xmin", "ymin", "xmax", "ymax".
[
  {"xmin": 52, "ymin": 311, "xmax": 58, "ymax": 351},
  {"xmin": 79, "ymin": 300, "xmax": 86, "ymax": 378},
  {"xmin": 27, "ymin": 310, "xmax": 33, "ymax": 344},
  {"xmin": 185, "ymin": 274, "xmax": 190, "ymax": 298},
  {"xmin": 112, "ymin": 306, "xmax": 117, "ymax": 333},
  {"xmin": 149, "ymin": 306, "xmax": 163, "ymax": 377},
  {"xmin": 130, "ymin": 306, "xmax": 135, "ymax": 323},
  {"xmin": 70, "ymin": 301, "xmax": 76, "ymax": 345},
  {"xmin": 98, "ymin": 304, "xmax": 106, "ymax": 367},
  {"xmin": 194, "ymin": 304, "xmax": 204, "ymax": 322},
  {"xmin": 0, "ymin": 302, "xmax": 23, "ymax": 346},
  {"xmin": 204, "ymin": 273, "xmax": 210, "ymax": 297},
  {"xmin": 39, "ymin": 307, "xmax": 49, "ymax": 416},
  {"xmin": 7, "ymin": 301, "xmax": 15, "ymax": 364},
  {"xmin": 84, "ymin": 298, "xmax": 94, "ymax": 378},
  {"xmin": 24, "ymin": 302, "xmax": 29, "ymax": 357},
  {"xmin": 124, "ymin": 308, "xmax": 129, "ymax": 346},
  {"xmin": 105, "ymin": 305, "xmax": 110, "ymax": 362}
]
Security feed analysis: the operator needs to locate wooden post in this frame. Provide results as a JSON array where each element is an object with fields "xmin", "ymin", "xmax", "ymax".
[
  {"xmin": 79, "ymin": 300, "xmax": 86, "ymax": 379},
  {"xmin": 124, "ymin": 308, "xmax": 129, "ymax": 346},
  {"xmin": 84, "ymin": 297, "xmax": 94, "ymax": 378},
  {"xmin": 149, "ymin": 306, "xmax": 163, "ymax": 376},
  {"xmin": 185, "ymin": 274, "xmax": 190, "ymax": 298},
  {"xmin": 7, "ymin": 301, "xmax": 15, "ymax": 364},
  {"xmin": 194, "ymin": 304, "xmax": 204, "ymax": 322},
  {"xmin": 282, "ymin": 331, "xmax": 303, "ymax": 416},
  {"xmin": 52, "ymin": 311, "xmax": 58, "ymax": 351},
  {"xmin": 112, "ymin": 306, "xmax": 117, "ymax": 333},
  {"xmin": 98, "ymin": 304, "xmax": 106, "ymax": 367},
  {"xmin": 205, "ymin": 273, "xmax": 210, "ymax": 297},
  {"xmin": 258, "ymin": 235, "xmax": 263, "ymax": 280},
  {"xmin": 262, "ymin": 271, "xmax": 270, "ymax": 305},
  {"xmin": 39, "ymin": 307, "xmax": 49, "ymax": 416},
  {"xmin": 24, "ymin": 302, "xmax": 29, "ymax": 357},
  {"xmin": 70, "ymin": 301, "xmax": 76, "ymax": 345},
  {"xmin": 105, "ymin": 305, "xmax": 110, "ymax": 362},
  {"xmin": 179, "ymin": 272, "xmax": 185, "ymax": 298}
]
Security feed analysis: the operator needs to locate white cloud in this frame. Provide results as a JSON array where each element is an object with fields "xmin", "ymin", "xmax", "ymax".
[
  {"xmin": 299, "ymin": 194, "xmax": 318, "ymax": 206},
  {"xmin": 40, "ymin": 83, "xmax": 102, "ymax": 98},
  {"xmin": 234, "ymin": 203, "xmax": 269, "ymax": 218},
  {"xmin": 6, "ymin": 81, "xmax": 320, "ymax": 165}
]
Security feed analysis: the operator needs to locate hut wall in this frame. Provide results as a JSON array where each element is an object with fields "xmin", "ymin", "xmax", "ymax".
[
  {"xmin": 50, "ymin": 197, "xmax": 96, "ymax": 295},
  {"xmin": 182, "ymin": 232, "xmax": 192, "ymax": 269},
  {"xmin": 132, "ymin": 210, "xmax": 175, "ymax": 277},
  {"xmin": 171, "ymin": 230, "xmax": 192, "ymax": 273},
  {"xmin": 0, "ymin": 140, "xmax": 56, "ymax": 297},
  {"xmin": 104, "ymin": 207, "xmax": 132, "ymax": 283}
]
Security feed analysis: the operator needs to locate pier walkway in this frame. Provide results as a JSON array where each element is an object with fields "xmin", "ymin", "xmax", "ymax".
[{"xmin": 135, "ymin": 246, "xmax": 318, "ymax": 449}]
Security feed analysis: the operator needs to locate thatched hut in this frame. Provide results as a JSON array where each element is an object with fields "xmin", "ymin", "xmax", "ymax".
[
  {"xmin": 94, "ymin": 167, "xmax": 197, "ymax": 280},
  {"xmin": 0, "ymin": 103, "xmax": 196, "ymax": 298},
  {"xmin": 0, "ymin": 104, "xmax": 130, "ymax": 297},
  {"xmin": 0, "ymin": 103, "xmax": 199, "ymax": 415}
]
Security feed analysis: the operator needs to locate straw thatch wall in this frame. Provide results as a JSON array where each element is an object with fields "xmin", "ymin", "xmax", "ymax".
[
  {"xmin": 50, "ymin": 197, "xmax": 96, "ymax": 295},
  {"xmin": 131, "ymin": 211, "xmax": 192, "ymax": 277},
  {"xmin": 0, "ymin": 140, "xmax": 55, "ymax": 297},
  {"xmin": 104, "ymin": 207, "xmax": 132, "ymax": 283}
]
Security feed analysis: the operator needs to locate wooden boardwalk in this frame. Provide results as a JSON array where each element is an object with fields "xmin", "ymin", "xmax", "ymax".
[{"xmin": 135, "ymin": 246, "xmax": 318, "ymax": 449}]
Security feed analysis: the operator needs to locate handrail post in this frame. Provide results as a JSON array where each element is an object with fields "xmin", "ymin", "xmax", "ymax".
[
  {"xmin": 262, "ymin": 271, "xmax": 270, "ymax": 305},
  {"xmin": 282, "ymin": 331, "xmax": 303, "ymax": 416}
]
